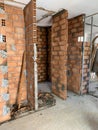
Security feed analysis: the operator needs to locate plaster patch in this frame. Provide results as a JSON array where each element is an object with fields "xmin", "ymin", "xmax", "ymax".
[
  {"xmin": 11, "ymin": 44, "xmax": 16, "ymax": 51},
  {"xmin": 3, "ymin": 105, "xmax": 10, "ymax": 116},
  {"xmin": 2, "ymin": 79, "xmax": 8, "ymax": 87},
  {"xmin": 30, "ymin": 84, "xmax": 32, "ymax": 89},
  {"xmin": 0, "ymin": 50, "xmax": 7, "ymax": 58},
  {"xmin": 0, "ymin": 8, "xmax": 5, "ymax": 14},
  {"xmin": 24, "ymin": 70, "xmax": 27, "ymax": 76},
  {"xmin": 1, "ymin": 66, "xmax": 8, "ymax": 74},
  {"xmin": 0, "ymin": 34, "xmax": 3, "ymax": 42},
  {"xmin": 2, "ymin": 93, "xmax": 9, "ymax": 101}
]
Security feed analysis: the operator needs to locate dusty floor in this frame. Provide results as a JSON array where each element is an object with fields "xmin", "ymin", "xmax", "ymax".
[
  {"xmin": 89, "ymin": 81, "xmax": 98, "ymax": 97},
  {"xmin": 89, "ymin": 73, "xmax": 98, "ymax": 97},
  {"xmin": 0, "ymin": 92, "xmax": 98, "ymax": 130},
  {"xmin": 38, "ymin": 82, "xmax": 51, "ymax": 92}
]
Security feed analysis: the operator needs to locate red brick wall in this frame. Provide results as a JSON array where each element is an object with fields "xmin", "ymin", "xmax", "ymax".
[
  {"xmin": 82, "ymin": 42, "xmax": 90, "ymax": 93},
  {"xmin": 68, "ymin": 15, "xmax": 84, "ymax": 94},
  {"xmin": 47, "ymin": 27, "xmax": 51, "ymax": 81},
  {"xmin": 0, "ymin": 4, "xmax": 26, "ymax": 123},
  {"xmin": 0, "ymin": 5, "xmax": 10, "ymax": 123},
  {"xmin": 24, "ymin": 0, "xmax": 37, "ymax": 108},
  {"xmin": 37, "ymin": 26, "xmax": 51, "ymax": 82},
  {"xmin": 37, "ymin": 27, "xmax": 47, "ymax": 82},
  {"xmin": 5, "ymin": 5, "xmax": 26, "ymax": 105},
  {"xmin": 51, "ymin": 10, "xmax": 68, "ymax": 100}
]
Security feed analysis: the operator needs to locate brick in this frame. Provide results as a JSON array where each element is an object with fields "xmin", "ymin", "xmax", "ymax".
[
  {"xmin": 15, "ymin": 27, "xmax": 24, "ymax": 34},
  {"xmin": 0, "ymin": 3, "xmax": 27, "ymax": 123},
  {"xmin": 51, "ymin": 10, "xmax": 68, "ymax": 99},
  {"xmin": 23, "ymin": 0, "xmax": 36, "ymax": 108},
  {"xmin": 68, "ymin": 15, "xmax": 84, "ymax": 93}
]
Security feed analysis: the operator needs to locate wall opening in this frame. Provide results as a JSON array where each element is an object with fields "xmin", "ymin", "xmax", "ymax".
[
  {"xmin": 68, "ymin": 14, "xmax": 84, "ymax": 94},
  {"xmin": 37, "ymin": 26, "xmax": 56, "ymax": 108},
  {"xmin": 82, "ymin": 13, "xmax": 98, "ymax": 97},
  {"xmin": 37, "ymin": 27, "xmax": 51, "ymax": 92},
  {"xmin": 2, "ymin": 19, "xmax": 6, "ymax": 26}
]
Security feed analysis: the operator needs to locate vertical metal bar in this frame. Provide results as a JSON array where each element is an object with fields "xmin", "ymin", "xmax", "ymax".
[
  {"xmin": 34, "ymin": 43, "xmax": 38, "ymax": 111},
  {"xmin": 88, "ymin": 16, "xmax": 93, "ymax": 92},
  {"xmin": 80, "ymin": 14, "xmax": 86, "ymax": 95}
]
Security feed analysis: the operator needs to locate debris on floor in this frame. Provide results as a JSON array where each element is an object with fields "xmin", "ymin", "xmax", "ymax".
[
  {"xmin": 10, "ymin": 103, "xmax": 31, "ymax": 119},
  {"xmin": 38, "ymin": 92, "xmax": 56, "ymax": 108},
  {"xmin": 10, "ymin": 92, "xmax": 56, "ymax": 119}
]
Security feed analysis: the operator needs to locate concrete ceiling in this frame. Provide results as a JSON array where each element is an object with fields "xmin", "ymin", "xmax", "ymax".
[
  {"xmin": 4, "ymin": 0, "xmax": 98, "ymax": 26},
  {"xmin": 4, "ymin": 0, "xmax": 98, "ymax": 33}
]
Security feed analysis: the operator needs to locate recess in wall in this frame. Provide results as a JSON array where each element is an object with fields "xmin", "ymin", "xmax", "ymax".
[
  {"xmin": 2, "ymin": 35, "xmax": 6, "ymax": 42},
  {"xmin": 2, "ymin": 19, "xmax": 6, "ymax": 26}
]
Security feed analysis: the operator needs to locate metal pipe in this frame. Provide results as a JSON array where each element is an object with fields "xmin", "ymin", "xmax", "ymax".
[
  {"xmin": 33, "ymin": 43, "xmax": 38, "ymax": 111},
  {"xmin": 80, "ymin": 14, "xmax": 86, "ymax": 95},
  {"xmin": 85, "ymin": 23, "xmax": 98, "ymax": 28},
  {"xmin": 88, "ymin": 16, "xmax": 93, "ymax": 92},
  {"xmin": 86, "ymin": 12, "xmax": 98, "ymax": 18}
]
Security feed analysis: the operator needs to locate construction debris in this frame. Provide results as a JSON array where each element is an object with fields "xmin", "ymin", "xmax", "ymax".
[
  {"xmin": 10, "ymin": 92, "xmax": 56, "ymax": 118},
  {"xmin": 38, "ymin": 92, "xmax": 56, "ymax": 108},
  {"xmin": 10, "ymin": 103, "xmax": 31, "ymax": 118}
]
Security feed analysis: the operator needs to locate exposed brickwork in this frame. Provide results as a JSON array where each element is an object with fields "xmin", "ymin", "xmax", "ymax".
[
  {"xmin": 37, "ymin": 26, "xmax": 51, "ymax": 82},
  {"xmin": 51, "ymin": 10, "xmax": 68, "ymax": 100},
  {"xmin": 37, "ymin": 27, "xmax": 47, "ymax": 82},
  {"xmin": 5, "ymin": 5, "xmax": 26, "ymax": 105},
  {"xmin": 82, "ymin": 42, "xmax": 90, "ymax": 93},
  {"xmin": 0, "ymin": 4, "xmax": 27, "ymax": 123},
  {"xmin": 0, "ymin": 1, "xmax": 88, "ymax": 124},
  {"xmin": 0, "ymin": 0, "xmax": 36, "ymax": 123},
  {"xmin": 68, "ymin": 15, "xmax": 84, "ymax": 94},
  {"xmin": 24, "ymin": 0, "xmax": 37, "ymax": 108},
  {"xmin": 47, "ymin": 27, "xmax": 51, "ymax": 81},
  {"xmin": 0, "ymin": 4, "xmax": 10, "ymax": 122}
]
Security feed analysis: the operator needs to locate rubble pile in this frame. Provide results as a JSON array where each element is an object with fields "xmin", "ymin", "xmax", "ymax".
[{"xmin": 38, "ymin": 92, "xmax": 56, "ymax": 108}]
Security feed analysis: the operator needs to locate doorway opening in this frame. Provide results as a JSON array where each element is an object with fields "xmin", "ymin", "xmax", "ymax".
[
  {"xmin": 37, "ymin": 27, "xmax": 56, "ymax": 108},
  {"xmin": 84, "ymin": 13, "xmax": 98, "ymax": 97}
]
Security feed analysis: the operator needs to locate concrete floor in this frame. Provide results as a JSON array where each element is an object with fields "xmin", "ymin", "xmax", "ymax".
[
  {"xmin": 1, "ymin": 92, "xmax": 98, "ymax": 130},
  {"xmin": 89, "ymin": 81, "xmax": 98, "ymax": 97},
  {"xmin": 89, "ymin": 72, "xmax": 98, "ymax": 97},
  {"xmin": 38, "ymin": 82, "xmax": 51, "ymax": 92}
]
